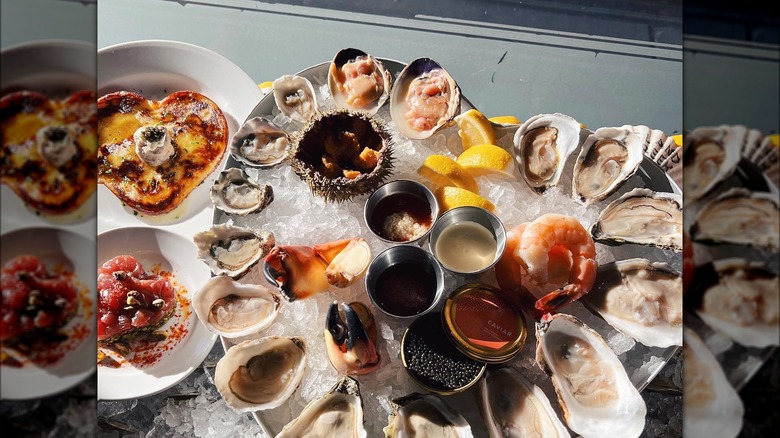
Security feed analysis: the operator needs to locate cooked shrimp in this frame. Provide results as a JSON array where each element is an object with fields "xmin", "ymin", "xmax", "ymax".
[{"xmin": 496, "ymin": 214, "xmax": 597, "ymax": 313}]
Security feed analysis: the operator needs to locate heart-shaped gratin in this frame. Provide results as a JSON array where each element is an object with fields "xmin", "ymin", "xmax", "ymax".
[
  {"xmin": 97, "ymin": 90, "xmax": 228, "ymax": 215},
  {"xmin": 0, "ymin": 90, "xmax": 97, "ymax": 216}
]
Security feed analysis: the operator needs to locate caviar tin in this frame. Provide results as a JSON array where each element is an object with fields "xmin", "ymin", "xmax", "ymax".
[
  {"xmin": 442, "ymin": 283, "xmax": 527, "ymax": 363},
  {"xmin": 400, "ymin": 311, "xmax": 486, "ymax": 395}
]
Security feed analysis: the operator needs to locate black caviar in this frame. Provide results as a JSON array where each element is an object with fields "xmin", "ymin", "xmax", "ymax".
[{"xmin": 402, "ymin": 312, "xmax": 485, "ymax": 393}]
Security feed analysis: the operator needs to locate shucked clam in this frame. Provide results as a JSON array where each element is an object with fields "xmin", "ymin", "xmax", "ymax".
[
  {"xmin": 328, "ymin": 48, "xmax": 392, "ymax": 116},
  {"xmin": 215, "ymin": 336, "xmax": 306, "ymax": 412},
  {"xmin": 390, "ymin": 58, "xmax": 461, "ymax": 140},
  {"xmin": 229, "ymin": 117, "xmax": 289, "ymax": 167},
  {"xmin": 324, "ymin": 301, "xmax": 381, "ymax": 375}
]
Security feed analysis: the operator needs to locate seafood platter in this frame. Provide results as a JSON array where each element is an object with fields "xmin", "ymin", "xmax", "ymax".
[
  {"xmin": 181, "ymin": 48, "xmax": 687, "ymax": 438},
  {"xmin": 681, "ymin": 125, "xmax": 779, "ymax": 437}
]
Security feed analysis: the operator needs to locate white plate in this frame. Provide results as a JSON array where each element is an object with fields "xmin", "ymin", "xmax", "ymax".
[
  {"xmin": 0, "ymin": 227, "xmax": 96, "ymax": 400},
  {"xmin": 96, "ymin": 227, "xmax": 217, "ymax": 400},
  {"xmin": 96, "ymin": 40, "xmax": 264, "ymax": 233},
  {"xmin": 0, "ymin": 40, "xmax": 97, "ymax": 232}
]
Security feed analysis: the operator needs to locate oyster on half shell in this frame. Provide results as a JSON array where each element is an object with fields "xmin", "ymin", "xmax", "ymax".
[
  {"xmin": 479, "ymin": 366, "xmax": 570, "ymax": 438},
  {"xmin": 390, "ymin": 58, "xmax": 461, "ymax": 140},
  {"xmin": 384, "ymin": 393, "xmax": 473, "ymax": 438},
  {"xmin": 536, "ymin": 313, "xmax": 646, "ymax": 438},
  {"xmin": 328, "ymin": 48, "xmax": 392, "ymax": 116},
  {"xmin": 210, "ymin": 168, "xmax": 273, "ymax": 215},
  {"xmin": 683, "ymin": 125, "xmax": 745, "ymax": 203},
  {"xmin": 215, "ymin": 336, "xmax": 306, "ymax": 413},
  {"xmin": 690, "ymin": 258, "xmax": 779, "ymax": 348},
  {"xmin": 572, "ymin": 126, "xmax": 644, "ymax": 205},
  {"xmin": 277, "ymin": 376, "xmax": 367, "ymax": 438},
  {"xmin": 193, "ymin": 224, "xmax": 275, "ymax": 279},
  {"xmin": 191, "ymin": 275, "xmax": 280, "ymax": 338},
  {"xmin": 584, "ymin": 258, "xmax": 682, "ymax": 348},
  {"xmin": 591, "ymin": 188, "xmax": 682, "ymax": 251},
  {"xmin": 229, "ymin": 117, "xmax": 289, "ymax": 167},
  {"xmin": 273, "ymin": 75, "xmax": 319, "ymax": 124},
  {"xmin": 513, "ymin": 113, "xmax": 583, "ymax": 193},
  {"xmin": 690, "ymin": 188, "xmax": 779, "ymax": 251}
]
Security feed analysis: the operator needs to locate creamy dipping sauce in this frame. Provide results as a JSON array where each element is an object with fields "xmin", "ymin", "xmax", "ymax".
[{"xmin": 434, "ymin": 221, "xmax": 497, "ymax": 273}]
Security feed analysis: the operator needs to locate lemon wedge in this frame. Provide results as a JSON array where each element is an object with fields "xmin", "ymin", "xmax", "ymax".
[
  {"xmin": 768, "ymin": 133, "xmax": 779, "ymax": 147},
  {"xmin": 455, "ymin": 109, "xmax": 496, "ymax": 150},
  {"xmin": 488, "ymin": 115, "xmax": 521, "ymax": 125},
  {"xmin": 435, "ymin": 186, "xmax": 496, "ymax": 213},
  {"xmin": 456, "ymin": 144, "xmax": 514, "ymax": 177},
  {"xmin": 418, "ymin": 155, "xmax": 478, "ymax": 193},
  {"xmin": 671, "ymin": 134, "xmax": 683, "ymax": 147}
]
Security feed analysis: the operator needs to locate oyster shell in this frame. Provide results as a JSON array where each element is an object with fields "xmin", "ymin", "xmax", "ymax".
[
  {"xmin": 325, "ymin": 301, "xmax": 380, "ymax": 375},
  {"xmin": 683, "ymin": 125, "xmax": 745, "ymax": 203},
  {"xmin": 390, "ymin": 58, "xmax": 461, "ymax": 140},
  {"xmin": 210, "ymin": 168, "xmax": 273, "ymax": 215},
  {"xmin": 479, "ymin": 366, "xmax": 569, "ymax": 438},
  {"xmin": 683, "ymin": 327, "xmax": 744, "ymax": 438},
  {"xmin": 572, "ymin": 126, "xmax": 644, "ymax": 204},
  {"xmin": 591, "ymin": 188, "xmax": 682, "ymax": 251},
  {"xmin": 690, "ymin": 188, "xmax": 779, "ymax": 251},
  {"xmin": 513, "ymin": 113, "xmax": 583, "ymax": 193},
  {"xmin": 328, "ymin": 48, "xmax": 392, "ymax": 115},
  {"xmin": 215, "ymin": 336, "xmax": 306, "ymax": 412},
  {"xmin": 229, "ymin": 117, "xmax": 289, "ymax": 167},
  {"xmin": 384, "ymin": 393, "xmax": 473, "ymax": 438},
  {"xmin": 191, "ymin": 275, "xmax": 280, "ymax": 338},
  {"xmin": 584, "ymin": 258, "xmax": 682, "ymax": 348},
  {"xmin": 536, "ymin": 313, "xmax": 646, "ymax": 438},
  {"xmin": 193, "ymin": 224, "xmax": 275, "ymax": 279},
  {"xmin": 273, "ymin": 75, "xmax": 318, "ymax": 123},
  {"xmin": 277, "ymin": 376, "xmax": 366, "ymax": 438},
  {"xmin": 690, "ymin": 258, "xmax": 779, "ymax": 348}
]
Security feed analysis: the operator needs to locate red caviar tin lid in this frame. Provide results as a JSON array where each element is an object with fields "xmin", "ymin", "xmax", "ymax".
[{"xmin": 442, "ymin": 283, "xmax": 527, "ymax": 363}]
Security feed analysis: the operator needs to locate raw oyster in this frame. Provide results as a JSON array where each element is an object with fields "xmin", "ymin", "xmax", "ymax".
[
  {"xmin": 572, "ymin": 126, "xmax": 644, "ymax": 204},
  {"xmin": 328, "ymin": 48, "xmax": 392, "ymax": 115},
  {"xmin": 591, "ymin": 188, "xmax": 682, "ymax": 251},
  {"xmin": 277, "ymin": 376, "xmax": 366, "ymax": 438},
  {"xmin": 191, "ymin": 275, "xmax": 280, "ymax": 338},
  {"xmin": 536, "ymin": 313, "xmax": 646, "ymax": 438},
  {"xmin": 683, "ymin": 327, "xmax": 744, "ymax": 438},
  {"xmin": 289, "ymin": 110, "xmax": 394, "ymax": 202},
  {"xmin": 513, "ymin": 113, "xmax": 582, "ymax": 193},
  {"xmin": 273, "ymin": 75, "xmax": 318, "ymax": 123},
  {"xmin": 193, "ymin": 224, "xmax": 275, "ymax": 279},
  {"xmin": 390, "ymin": 58, "xmax": 461, "ymax": 140},
  {"xmin": 690, "ymin": 188, "xmax": 779, "ymax": 251},
  {"xmin": 210, "ymin": 168, "xmax": 273, "ymax": 215},
  {"xmin": 690, "ymin": 258, "xmax": 779, "ymax": 348},
  {"xmin": 384, "ymin": 393, "xmax": 473, "ymax": 438},
  {"xmin": 479, "ymin": 366, "xmax": 569, "ymax": 438},
  {"xmin": 263, "ymin": 237, "xmax": 370, "ymax": 301},
  {"xmin": 584, "ymin": 258, "xmax": 682, "ymax": 348},
  {"xmin": 325, "ymin": 301, "xmax": 380, "ymax": 375},
  {"xmin": 229, "ymin": 117, "xmax": 289, "ymax": 167},
  {"xmin": 215, "ymin": 336, "xmax": 306, "ymax": 412},
  {"xmin": 683, "ymin": 125, "xmax": 745, "ymax": 203}
]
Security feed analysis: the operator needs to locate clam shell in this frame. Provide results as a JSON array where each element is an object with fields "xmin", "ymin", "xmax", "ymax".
[
  {"xmin": 215, "ymin": 336, "xmax": 306, "ymax": 412},
  {"xmin": 390, "ymin": 58, "xmax": 461, "ymax": 140},
  {"xmin": 229, "ymin": 117, "xmax": 289, "ymax": 167},
  {"xmin": 191, "ymin": 275, "xmax": 281, "ymax": 338},
  {"xmin": 327, "ymin": 48, "xmax": 392, "ymax": 116}
]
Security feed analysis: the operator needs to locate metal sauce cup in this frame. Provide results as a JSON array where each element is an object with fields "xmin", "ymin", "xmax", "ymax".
[
  {"xmin": 363, "ymin": 179, "xmax": 439, "ymax": 246},
  {"xmin": 428, "ymin": 206, "xmax": 506, "ymax": 276},
  {"xmin": 365, "ymin": 245, "xmax": 444, "ymax": 319}
]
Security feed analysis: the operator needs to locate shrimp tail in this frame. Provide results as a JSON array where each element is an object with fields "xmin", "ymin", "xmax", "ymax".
[{"xmin": 535, "ymin": 284, "xmax": 585, "ymax": 313}]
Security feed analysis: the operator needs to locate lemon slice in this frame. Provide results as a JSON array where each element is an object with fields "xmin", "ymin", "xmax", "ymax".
[
  {"xmin": 418, "ymin": 155, "xmax": 478, "ymax": 192},
  {"xmin": 456, "ymin": 144, "xmax": 514, "ymax": 177},
  {"xmin": 455, "ymin": 109, "xmax": 496, "ymax": 150},
  {"xmin": 488, "ymin": 115, "xmax": 521, "ymax": 125},
  {"xmin": 435, "ymin": 186, "xmax": 496, "ymax": 213}
]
